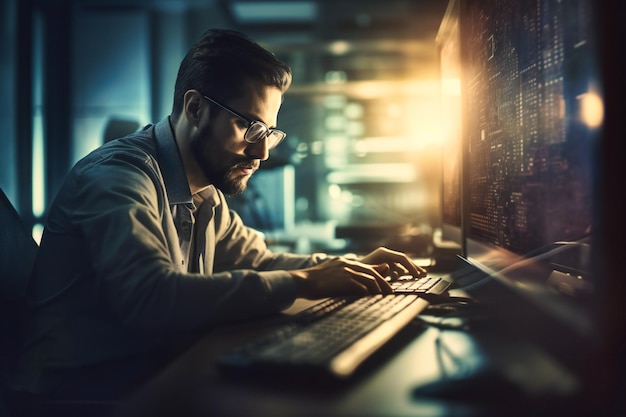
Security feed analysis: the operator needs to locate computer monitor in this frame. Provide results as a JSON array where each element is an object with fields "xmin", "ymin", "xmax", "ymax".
[{"xmin": 455, "ymin": 0, "xmax": 605, "ymax": 398}]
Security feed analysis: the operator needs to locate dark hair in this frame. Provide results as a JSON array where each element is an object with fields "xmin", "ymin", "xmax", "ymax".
[{"xmin": 171, "ymin": 28, "xmax": 292, "ymax": 121}]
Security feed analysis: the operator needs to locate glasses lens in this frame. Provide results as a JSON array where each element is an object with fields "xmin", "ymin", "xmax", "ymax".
[
  {"xmin": 267, "ymin": 130, "xmax": 286, "ymax": 149},
  {"xmin": 244, "ymin": 121, "xmax": 286, "ymax": 149},
  {"xmin": 245, "ymin": 122, "xmax": 268, "ymax": 143}
]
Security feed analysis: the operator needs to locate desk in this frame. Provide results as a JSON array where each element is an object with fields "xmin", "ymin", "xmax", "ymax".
[{"xmin": 112, "ymin": 291, "xmax": 588, "ymax": 417}]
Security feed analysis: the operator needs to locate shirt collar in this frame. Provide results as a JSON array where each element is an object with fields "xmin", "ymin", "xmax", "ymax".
[
  {"xmin": 153, "ymin": 117, "xmax": 221, "ymax": 209},
  {"xmin": 154, "ymin": 117, "xmax": 192, "ymax": 205},
  {"xmin": 195, "ymin": 186, "xmax": 220, "ymax": 209}
]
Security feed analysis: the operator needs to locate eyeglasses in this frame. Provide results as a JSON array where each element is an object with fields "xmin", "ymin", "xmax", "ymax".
[{"xmin": 203, "ymin": 96, "xmax": 286, "ymax": 149}]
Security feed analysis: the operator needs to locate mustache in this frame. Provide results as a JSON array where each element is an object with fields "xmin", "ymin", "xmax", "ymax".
[{"xmin": 232, "ymin": 160, "xmax": 259, "ymax": 171}]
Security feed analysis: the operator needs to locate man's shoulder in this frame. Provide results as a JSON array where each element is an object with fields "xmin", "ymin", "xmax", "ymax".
[
  {"xmin": 71, "ymin": 125, "xmax": 164, "ymax": 184},
  {"xmin": 81, "ymin": 125, "xmax": 157, "ymax": 164},
  {"xmin": 107, "ymin": 124, "xmax": 157, "ymax": 155}
]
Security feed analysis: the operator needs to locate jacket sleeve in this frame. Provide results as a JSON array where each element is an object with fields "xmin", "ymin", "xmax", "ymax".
[
  {"xmin": 71, "ymin": 152, "xmax": 322, "ymax": 334},
  {"xmin": 210, "ymin": 190, "xmax": 328, "ymax": 273}
]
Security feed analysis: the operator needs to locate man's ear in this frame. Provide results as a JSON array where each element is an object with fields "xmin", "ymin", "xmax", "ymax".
[{"xmin": 183, "ymin": 90, "xmax": 206, "ymax": 125}]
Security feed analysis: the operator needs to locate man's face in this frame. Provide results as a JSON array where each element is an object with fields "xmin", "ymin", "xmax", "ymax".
[{"xmin": 189, "ymin": 85, "xmax": 283, "ymax": 195}]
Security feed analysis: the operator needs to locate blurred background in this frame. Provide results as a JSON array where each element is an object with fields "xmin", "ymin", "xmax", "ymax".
[{"xmin": 0, "ymin": 0, "xmax": 454, "ymax": 257}]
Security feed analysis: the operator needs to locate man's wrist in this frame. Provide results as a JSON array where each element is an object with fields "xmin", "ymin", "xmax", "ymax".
[{"xmin": 289, "ymin": 269, "xmax": 309, "ymax": 298}]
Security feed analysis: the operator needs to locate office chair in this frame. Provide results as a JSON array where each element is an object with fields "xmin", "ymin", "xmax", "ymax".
[
  {"xmin": 0, "ymin": 188, "xmax": 37, "ymax": 417},
  {"xmin": 103, "ymin": 118, "xmax": 140, "ymax": 143},
  {"xmin": 0, "ymin": 188, "xmax": 118, "ymax": 416},
  {"xmin": 0, "ymin": 187, "xmax": 37, "ymax": 325}
]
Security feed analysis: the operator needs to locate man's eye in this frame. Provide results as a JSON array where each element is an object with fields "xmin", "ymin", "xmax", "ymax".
[{"xmin": 235, "ymin": 119, "xmax": 249, "ymax": 129}]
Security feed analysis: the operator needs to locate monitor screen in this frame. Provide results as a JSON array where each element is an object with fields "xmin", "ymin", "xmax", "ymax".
[
  {"xmin": 462, "ymin": 0, "xmax": 599, "ymax": 270},
  {"xmin": 456, "ymin": 0, "xmax": 603, "ymax": 390}
]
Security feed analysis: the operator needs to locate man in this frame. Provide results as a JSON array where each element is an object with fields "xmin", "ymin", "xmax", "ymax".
[{"xmin": 8, "ymin": 29, "xmax": 426, "ymax": 404}]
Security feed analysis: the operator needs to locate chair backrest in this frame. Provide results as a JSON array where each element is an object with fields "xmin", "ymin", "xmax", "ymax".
[
  {"xmin": 0, "ymin": 188, "xmax": 38, "ymax": 415},
  {"xmin": 0, "ymin": 188, "xmax": 37, "ymax": 311},
  {"xmin": 0, "ymin": 189, "xmax": 118, "ymax": 416}
]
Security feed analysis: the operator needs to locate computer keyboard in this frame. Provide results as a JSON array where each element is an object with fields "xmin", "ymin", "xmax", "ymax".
[
  {"xmin": 218, "ymin": 276, "xmax": 451, "ymax": 379},
  {"xmin": 390, "ymin": 275, "xmax": 451, "ymax": 296}
]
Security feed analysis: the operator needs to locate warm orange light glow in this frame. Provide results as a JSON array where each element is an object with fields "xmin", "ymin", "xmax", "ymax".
[
  {"xmin": 404, "ymin": 82, "xmax": 445, "ymax": 148},
  {"xmin": 329, "ymin": 40, "xmax": 350, "ymax": 55},
  {"xmin": 578, "ymin": 91, "xmax": 604, "ymax": 129},
  {"xmin": 441, "ymin": 77, "xmax": 461, "ymax": 97}
]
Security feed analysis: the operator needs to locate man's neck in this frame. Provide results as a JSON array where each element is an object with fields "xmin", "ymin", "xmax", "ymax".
[{"xmin": 170, "ymin": 115, "xmax": 212, "ymax": 196}]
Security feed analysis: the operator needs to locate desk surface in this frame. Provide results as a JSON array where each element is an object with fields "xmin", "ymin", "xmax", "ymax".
[{"xmin": 112, "ymin": 289, "xmax": 588, "ymax": 417}]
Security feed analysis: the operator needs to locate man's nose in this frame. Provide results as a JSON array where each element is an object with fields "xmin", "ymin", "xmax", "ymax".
[{"xmin": 245, "ymin": 137, "xmax": 270, "ymax": 161}]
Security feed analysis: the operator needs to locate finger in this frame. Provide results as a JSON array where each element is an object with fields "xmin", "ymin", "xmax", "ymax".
[
  {"xmin": 398, "ymin": 257, "xmax": 428, "ymax": 278},
  {"xmin": 382, "ymin": 267, "xmax": 401, "ymax": 282},
  {"xmin": 415, "ymin": 264, "xmax": 428, "ymax": 277},
  {"xmin": 342, "ymin": 259, "xmax": 394, "ymax": 293},
  {"xmin": 377, "ymin": 275, "xmax": 394, "ymax": 294},
  {"xmin": 364, "ymin": 248, "xmax": 428, "ymax": 278},
  {"xmin": 345, "ymin": 266, "xmax": 393, "ymax": 295},
  {"xmin": 387, "ymin": 262, "xmax": 410, "ymax": 280},
  {"xmin": 373, "ymin": 263, "xmax": 391, "ymax": 278},
  {"xmin": 353, "ymin": 263, "xmax": 390, "ymax": 294},
  {"xmin": 344, "ymin": 267, "xmax": 384, "ymax": 294},
  {"xmin": 371, "ymin": 264, "xmax": 395, "ymax": 293}
]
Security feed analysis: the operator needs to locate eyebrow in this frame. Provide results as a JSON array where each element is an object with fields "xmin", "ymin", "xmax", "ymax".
[
  {"xmin": 205, "ymin": 96, "xmax": 277, "ymax": 129},
  {"xmin": 239, "ymin": 111, "xmax": 278, "ymax": 130}
]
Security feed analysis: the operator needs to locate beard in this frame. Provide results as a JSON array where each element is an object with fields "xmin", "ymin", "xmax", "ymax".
[
  {"xmin": 190, "ymin": 132, "xmax": 257, "ymax": 196},
  {"xmin": 213, "ymin": 162, "xmax": 256, "ymax": 196}
]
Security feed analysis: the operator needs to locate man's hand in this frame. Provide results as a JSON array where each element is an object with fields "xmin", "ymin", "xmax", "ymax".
[
  {"xmin": 359, "ymin": 247, "xmax": 428, "ymax": 280},
  {"xmin": 290, "ymin": 256, "xmax": 393, "ymax": 299},
  {"xmin": 289, "ymin": 247, "xmax": 427, "ymax": 300}
]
